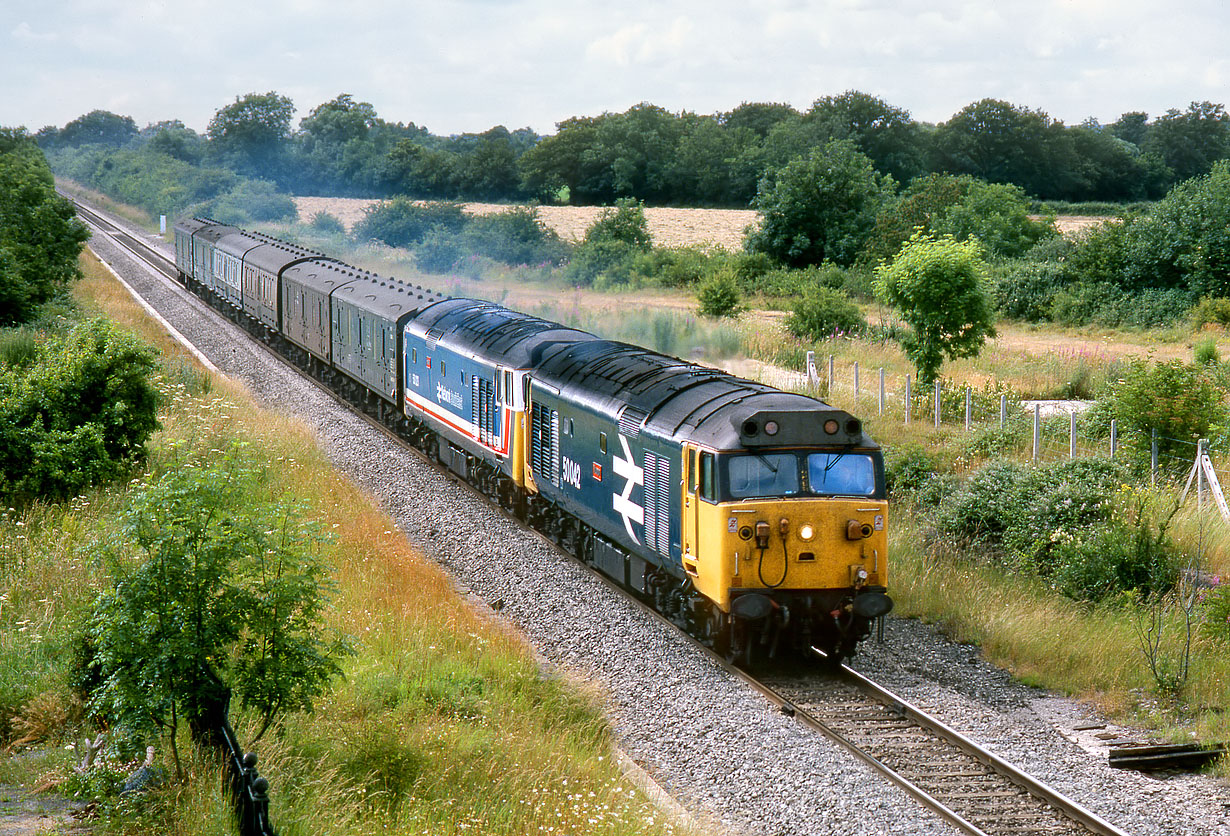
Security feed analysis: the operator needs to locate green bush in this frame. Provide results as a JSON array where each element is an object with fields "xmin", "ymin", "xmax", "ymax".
[
  {"xmin": 0, "ymin": 319, "xmax": 160, "ymax": 504},
  {"xmin": 459, "ymin": 207, "xmax": 569, "ymax": 266},
  {"xmin": 1097, "ymin": 358, "xmax": 1228, "ymax": 464},
  {"xmin": 630, "ymin": 246, "xmax": 717, "ymax": 287},
  {"xmin": 997, "ymin": 261, "xmax": 1066, "ymax": 321},
  {"xmin": 413, "ymin": 226, "xmax": 464, "ymax": 273},
  {"xmin": 1191, "ymin": 297, "xmax": 1230, "ymax": 329},
  {"xmin": 785, "ymin": 287, "xmax": 865, "ymax": 340},
  {"xmin": 309, "ymin": 211, "xmax": 346, "ymax": 234},
  {"xmin": 565, "ymin": 238, "xmax": 640, "ymax": 286},
  {"xmin": 696, "ymin": 268, "xmax": 742, "ymax": 318},
  {"xmin": 1048, "ymin": 509, "xmax": 1178, "ymax": 603},
  {"xmin": 884, "ymin": 445, "xmax": 939, "ymax": 497},
  {"xmin": 354, "ymin": 198, "xmax": 466, "ymax": 248},
  {"xmin": 206, "ymin": 178, "xmax": 298, "ymax": 225},
  {"xmin": 583, "ymin": 198, "xmax": 651, "ymax": 249}
]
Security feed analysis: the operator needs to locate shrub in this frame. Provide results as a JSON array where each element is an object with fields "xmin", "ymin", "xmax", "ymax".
[
  {"xmin": 583, "ymin": 198, "xmax": 651, "ymax": 249},
  {"xmin": 696, "ymin": 268, "xmax": 742, "ymax": 318},
  {"xmin": 204, "ymin": 179, "xmax": 298, "ymax": 225},
  {"xmin": 309, "ymin": 211, "xmax": 345, "ymax": 234},
  {"xmin": 354, "ymin": 198, "xmax": 466, "ymax": 248},
  {"xmin": 1191, "ymin": 297, "xmax": 1230, "ymax": 329},
  {"xmin": 459, "ymin": 207, "xmax": 569, "ymax": 266},
  {"xmin": 1098, "ymin": 358, "xmax": 1228, "ymax": 464},
  {"xmin": 1199, "ymin": 579, "xmax": 1230, "ymax": 642},
  {"xmin": 565, "ymin": 238, "xmax": 640, "ymax": 286},
  {"xmin": 785, "ymin": 287, "xmax": 865, "ymax": 340},
  {"xmin": 1048, "ymin": 509, "xmax": 1179, "ymax": 603},
  {"xmin": 413, "ymin": 226, "xmax": 464, "ymax": 274},
  {"xmin": 997, "ymin": 261, "xmax": 1066, "ymax": 322},
  {"xmin": 884, "ymin": 445, "xmax": 939, "ymax": 497},
  {"xmin": 630, "ymin": 246, "xmax": 716, "ymax": 287},
  {"xmin": 0, "ymin": 320, "xmax": 160, "ymax": 504}
]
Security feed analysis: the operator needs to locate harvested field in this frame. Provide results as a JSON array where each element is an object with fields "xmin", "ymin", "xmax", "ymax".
[{"xmin": 295, "ymin": 196, "xmax": 757, "ymax": 250}]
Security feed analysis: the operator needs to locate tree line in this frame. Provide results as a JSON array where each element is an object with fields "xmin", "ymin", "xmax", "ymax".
[{"xmin": 30, "ymin": 90, "xmax": 1230, "ymax": 206}]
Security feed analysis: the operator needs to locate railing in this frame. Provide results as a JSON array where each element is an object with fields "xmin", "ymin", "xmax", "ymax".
[{"xmin": 218, "ymin": 719, "xmax": 277, "ymax": 836}]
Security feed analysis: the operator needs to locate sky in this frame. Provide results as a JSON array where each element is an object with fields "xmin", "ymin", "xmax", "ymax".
[{"xmin": 3, "ymin": 0, "xmax": 1227, "ymax": 137}]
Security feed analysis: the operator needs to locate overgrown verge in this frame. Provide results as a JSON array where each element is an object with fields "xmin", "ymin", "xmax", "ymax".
[{"xmin": 0, "ymin": 254, "xmax": 685, "ymax": 836}]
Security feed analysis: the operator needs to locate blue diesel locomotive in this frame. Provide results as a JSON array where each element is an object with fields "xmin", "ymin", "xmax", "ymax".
[{"xmin": 174, "ymin": 217, "xmax": 892, "ymax": 663}]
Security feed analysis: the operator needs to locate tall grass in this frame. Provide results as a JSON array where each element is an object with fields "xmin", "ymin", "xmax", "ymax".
[{"xmin": 0, "ymin": 254, "xmax": 691, "ymax": 835}]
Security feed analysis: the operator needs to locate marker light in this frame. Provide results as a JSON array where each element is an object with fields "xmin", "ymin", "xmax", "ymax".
[{"xmin": 799, "ymin": 523, "xmax": 815, "ymax": 541}]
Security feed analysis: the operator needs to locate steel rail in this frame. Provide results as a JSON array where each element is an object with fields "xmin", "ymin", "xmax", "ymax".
[
  {"xmin": 832, "ymin": 658, "xmax": 1133, "ymax": 836},
  {"xmin": 72, "ymin": 195, "xmax": 1135, "ymax": 836}
]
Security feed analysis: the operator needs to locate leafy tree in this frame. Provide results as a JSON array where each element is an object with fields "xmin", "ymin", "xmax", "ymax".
[
  {"xmin": 1119, "ymin": 159, "xmax": 1230, "ymax": 297},
  {"xmin": 207, "ymin": 91, "xmax": 295, "ymax": 177},
  {"xmin": 1110, "ymin": 111, "xmax": 1150, "ymax": 148},
  {"xmin": 0, "ymin": 320, "xmax": 159, "ymax": 504},
  {"xmin": 518, "ymin": 115, "xmax": 603, "ymax": 202},
  {"xmin": 860, "ymin": 173, "xmax": 1054, "ymax": 265},
  {"xmin": 808, "ymin": 90, "xmax": 925, "ymax": 182},
  {"xmin": 932, "ymin": 99, "xmax": 1065, "ymax": 197},
  {"xmin": 0, "ymin": 130, "xmax": 90, "ymax": 324},
  {"xmin": 874, "ymin": 233, "xmax": 996, "ymax": 384},
  {"xmin": 57, "ymin": 110, "xmax": 138, "ymax": 147},
  {"xmin": 721, "ymin": 102, "xmax": 799, "ymax": 139},
  {"xmin": 1143, "ymin": 101, "xmax": 1230, "ymax": 183},
  {"xmin": 88, "ymin": 455, "xmax": 348, "ymax": 775},
  {"xmin": 746, "ymin": 140, "xmax": 894, "ymax": 267}
]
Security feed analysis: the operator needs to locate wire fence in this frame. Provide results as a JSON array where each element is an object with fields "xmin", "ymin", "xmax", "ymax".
[{"xmin": 801, "ymin": 351, "xmax": 1230, "ymax": 512}]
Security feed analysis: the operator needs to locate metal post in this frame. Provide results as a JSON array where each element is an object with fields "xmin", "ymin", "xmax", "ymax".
[
  {"xmin": 854, "ymin": 361, "xmax": 860, "ymax": 401},
  {"xmin": 1069, "ymin": 411, "xmax": 1076, "ymax": 459},
  {"xmin": 1110, "ymin": 419, "xmax": 1118, "ymax": 459},
  {"xmin": 806, "ymin": 350, "xmax": 816, "ymax": 391},
  {"xmin": 1151, "ymin": 428, "xmax": 1159, "ymax": 487},
  {"xmin": 904, "ymin": 375, "xmax": 911, "ymax": 425},
  {"xmin": 1000, "ymin": 393, "xmax": 1007, "ymax": 428},
  {"xmin": 1033, "ymin": 404, "xmax": 1041, "ymax": 463},
  {"xmin": 934, "ymin": 379, "xmax": 941, "ymax": 428},
  {"xmin": 828, "ymin": 354, "xmax": 834, "ymax": 393},
  {"xmin": 965, "ymin": 387, "xmax": 971, "ymax": 431},
  {"xmin": 159, "ymin": 214, "xmax": 167, "ymax": 235},
  {"xmin": 878, "ymin": 368, "xmax": 885, "ymax": 416}
]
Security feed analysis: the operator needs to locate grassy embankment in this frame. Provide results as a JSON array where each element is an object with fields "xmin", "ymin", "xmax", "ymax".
[{"xmin": 0, "ymin": 251, "xmax": 692, "ymax": 835}]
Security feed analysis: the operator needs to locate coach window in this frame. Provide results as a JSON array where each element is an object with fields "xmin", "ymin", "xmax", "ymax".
[
  {"xmin": 412, "ymin": 348, "xmax": 417, "ymax": 364},
  {"xmin": 440, "ymin": 360, "xmax": 446, "ymax": 378},
  {"xmin": 699, "ymin": 452, "xmax": 716, "ymax": 502},
  {"xmin": 600, "ymin": 432, "xmax": 607, "ymax": 455}
]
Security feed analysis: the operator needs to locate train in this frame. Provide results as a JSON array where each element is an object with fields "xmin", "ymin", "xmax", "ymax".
[{"xmin": 173, "ymin": 216, "xmax": 892, "ymax": 665}]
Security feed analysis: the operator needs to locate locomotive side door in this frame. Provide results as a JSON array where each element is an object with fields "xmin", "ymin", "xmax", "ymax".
[{"xmin": 682, "ymin": 443, "xmax": 700, "ymax": 561}]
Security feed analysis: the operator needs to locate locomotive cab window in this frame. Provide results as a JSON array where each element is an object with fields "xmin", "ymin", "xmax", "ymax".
[
  {"xmin": 806, "ymin": 452, "xmax": 876, "ymax": 497},
  {"xmin": 688, "ymin": 449, "xmax": 699, "ymax": 494},
  {"xmin": 599, "ymin": 432, "xmax": 607, "ymax": 455},
  {"xmin": 727, "ymin": 453, "xmax": 800, "ymax": 499},
  {"xmin": 699, "ymin": 452, "xmax": 716, "ymax": 502}
]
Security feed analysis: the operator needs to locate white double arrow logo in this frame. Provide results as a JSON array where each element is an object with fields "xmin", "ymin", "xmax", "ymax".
[{"xmin": 612, "ymin": 435, "xmax": 644, "ymax": 544}]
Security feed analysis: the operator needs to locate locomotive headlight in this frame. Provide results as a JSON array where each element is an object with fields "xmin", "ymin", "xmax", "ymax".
[{"xmin": 798, "ymin": 523, "xmax": 815, "ymax": 541}]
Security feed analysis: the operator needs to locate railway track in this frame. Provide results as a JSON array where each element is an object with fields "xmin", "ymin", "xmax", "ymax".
[{"xmin": 70, "ymin": 195, "xmax": 1136, "ymax": 836}]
